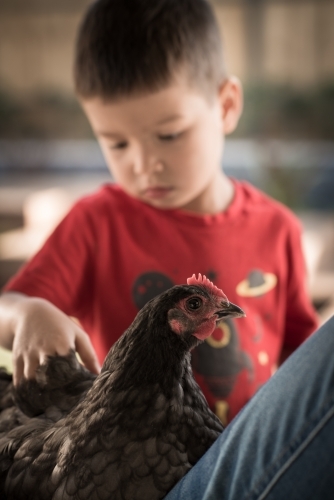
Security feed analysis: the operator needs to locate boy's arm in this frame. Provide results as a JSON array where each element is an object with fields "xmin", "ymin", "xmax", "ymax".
[
  {"xmin": 0, "ymin": 292, "xmax": 101, "ymax": 385},
  {"xmin": 282, "ymin": 219, "xmax": 319, "ymax": 359},
  {"xmin": 0, "ymin": 197, "xmax": 101, "ymax": 383}
]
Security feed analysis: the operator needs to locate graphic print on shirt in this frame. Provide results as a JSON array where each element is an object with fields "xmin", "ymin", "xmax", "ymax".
[
  {"xmin": 132, "ymin": 271, "xmax": 175, "ymax": 309},
  {"xmin": 236, "ymin": 269, "xmax": 277, "ymax": 297},
  {"xmin": 131, "ymin": 270, "xmax": 219, "ymax": 310},
  {"xmin": 191, "ymin": 318, "xmax": 253, "ymax": 400}
]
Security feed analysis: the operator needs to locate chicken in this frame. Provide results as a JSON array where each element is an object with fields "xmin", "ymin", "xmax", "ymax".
[{"xmin": 0, "ymin": 274, "xmax": 245, "ymax": 500}]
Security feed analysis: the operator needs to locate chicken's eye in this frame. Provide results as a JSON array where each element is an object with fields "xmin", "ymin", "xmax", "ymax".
[{"xmin": 186, "ymin": 297, "xmax": 203, "ymax": 311}]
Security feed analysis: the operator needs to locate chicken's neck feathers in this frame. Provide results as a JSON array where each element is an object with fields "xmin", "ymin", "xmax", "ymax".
[{"xmin": 102, "ymin": 318, "xmax": 190, "ymax": 395}]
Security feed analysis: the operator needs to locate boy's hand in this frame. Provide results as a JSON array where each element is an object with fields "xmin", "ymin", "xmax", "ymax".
[{"xmin": 7, "ymin": 295, "xmax": 101, "ymax": 385}]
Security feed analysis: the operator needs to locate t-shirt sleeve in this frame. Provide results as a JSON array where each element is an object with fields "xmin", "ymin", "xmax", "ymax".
[
  {"xmin": 283, "ymin": 218, "xmax": 319, "ymax": 349},
  {"xmin": 2, "ymin": 200, "xmax": 96, "ymax": 319}
]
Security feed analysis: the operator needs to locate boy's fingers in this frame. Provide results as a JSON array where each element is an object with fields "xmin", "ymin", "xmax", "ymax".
[
  {"xmin": 13, "ymin": 356, "xmax": 24, "ymax": 386},
  {"xmin": 23, "ymin": 356, "xmax": 40, "ymax": 381},
  {"xmin": 13, "ymin": 355, "xmax": 39, "ymax": 385},
  {"xmin": 75, "ymin": 330, "xmax": 101, "ymax": 374}
]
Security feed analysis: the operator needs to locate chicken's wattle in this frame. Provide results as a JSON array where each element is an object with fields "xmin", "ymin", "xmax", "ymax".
[{"xmin": 192, "ymin": 317, "xmax": 217, "ymax": 340}]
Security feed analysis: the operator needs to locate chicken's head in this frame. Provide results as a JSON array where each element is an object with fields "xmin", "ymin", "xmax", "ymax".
[{"xmin": 167, "ymin": 274, "xmax": 245, "ymax": 348}]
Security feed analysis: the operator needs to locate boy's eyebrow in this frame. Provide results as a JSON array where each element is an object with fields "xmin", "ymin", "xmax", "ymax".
[
  {"xmin": 157, "ymin": 114, "xmax": 183, "ymax": 125},
  {"xmin": 97, "ymin": 131, "xmax": 123, "ymax": 139},
  {"xmin": 96, "ymin": 114, "xmax": 184, "ymax": 138}
]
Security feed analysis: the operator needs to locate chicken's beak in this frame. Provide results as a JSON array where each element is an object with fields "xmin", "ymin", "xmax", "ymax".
[{"xmin": 216, "ymin": 301, "xmax": 246, "ymax": 321}]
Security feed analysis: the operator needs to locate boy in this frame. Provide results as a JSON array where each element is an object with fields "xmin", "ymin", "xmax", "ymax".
[{"xmin": 0, "ymin": 0, "xmax": 318, "ymax": 424}]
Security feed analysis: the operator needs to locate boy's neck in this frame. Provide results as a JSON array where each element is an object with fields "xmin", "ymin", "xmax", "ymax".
[{"xmin": 180, "ymin": 172, "xmax": 235, "ymax": 216}]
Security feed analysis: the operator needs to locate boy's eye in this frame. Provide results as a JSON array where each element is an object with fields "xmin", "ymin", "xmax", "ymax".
[
  {"xmin": 110, "ymin": 141, "xmax": 128, "ymax": 150},
  {"xmin": 158, "ymin": 132, "xmax": 181, "ymax": 141}
]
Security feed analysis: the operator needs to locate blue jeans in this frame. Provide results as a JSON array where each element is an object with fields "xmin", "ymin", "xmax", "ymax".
[{"xmin": 165, "ymin": 315, "xmax": 334, "ymax": 500}]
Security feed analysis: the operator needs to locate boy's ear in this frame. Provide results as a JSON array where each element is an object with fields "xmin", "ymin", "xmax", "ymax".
[{"xmin": 218, "ymin": 76, "xmax": 243, "ymax": 135}]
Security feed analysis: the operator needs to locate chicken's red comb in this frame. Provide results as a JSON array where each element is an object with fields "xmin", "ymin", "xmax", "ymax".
[{"xmin": 187, "ymin": 274, "xmax": 228, "ymax": 300}]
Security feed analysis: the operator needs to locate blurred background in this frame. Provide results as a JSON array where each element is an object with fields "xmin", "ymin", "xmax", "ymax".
[{"xmin": 0, "ymin": 0, "xmax": 334, "ymax": 369}]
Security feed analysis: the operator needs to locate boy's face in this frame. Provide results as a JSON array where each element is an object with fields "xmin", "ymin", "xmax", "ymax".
[{"xmin": 82, "ymin": 76, "xmax": 240, "ymax": 213}]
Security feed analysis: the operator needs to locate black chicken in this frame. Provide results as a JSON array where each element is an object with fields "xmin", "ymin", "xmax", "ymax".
[{"xmin": 0, "ymin": 274, "xmax": 245, "ymax": 500}]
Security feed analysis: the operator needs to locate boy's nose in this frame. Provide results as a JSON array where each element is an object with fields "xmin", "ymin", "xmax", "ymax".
[{"xmin": 133, "ymin": 154, "xmax": 164, "ymax": 175}]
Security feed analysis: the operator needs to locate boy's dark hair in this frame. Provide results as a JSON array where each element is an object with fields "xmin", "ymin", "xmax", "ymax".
[{"xmin": 74, "ymin": 0, "xmax": 226, "ymax": 99}]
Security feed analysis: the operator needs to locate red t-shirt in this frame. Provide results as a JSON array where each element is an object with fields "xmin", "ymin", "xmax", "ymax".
[{"xmin": 3, "ymin": 180, "xmax": 318, "ymax": 423}]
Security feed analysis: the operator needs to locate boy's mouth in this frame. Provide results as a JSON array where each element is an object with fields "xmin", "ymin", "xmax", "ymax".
[{"xmin": 143, "ymin": 186, "xmax": 174, "ymax": 199}]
